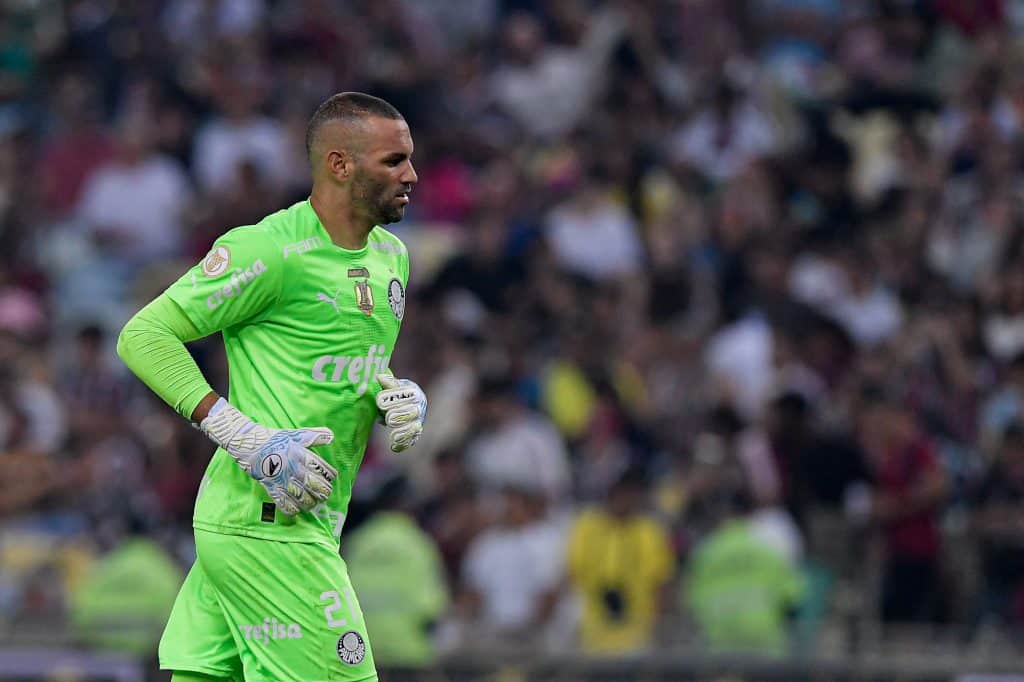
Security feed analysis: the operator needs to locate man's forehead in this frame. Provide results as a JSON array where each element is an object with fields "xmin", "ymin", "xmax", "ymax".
[{"xmin": 363, "ymin": 117, "xmax": 413, "ymax": 152}]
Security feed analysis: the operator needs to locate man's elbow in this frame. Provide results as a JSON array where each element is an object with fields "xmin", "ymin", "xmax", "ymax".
[{"xmin": 115, "ymin": 315, "xmax": 137, "ymax": 366}]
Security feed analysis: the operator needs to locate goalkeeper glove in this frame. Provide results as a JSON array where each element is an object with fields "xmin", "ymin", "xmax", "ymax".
[
  {"xmin": 376, "ymin": 374, "xmax": 427, "ymax": 452},
  {"xmin": 199, "ymin": 397, "xmax": 337, "ymax": 515}
]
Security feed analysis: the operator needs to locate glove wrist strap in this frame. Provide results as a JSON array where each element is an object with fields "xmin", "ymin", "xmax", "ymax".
[{"xmin": 199, "ymin": 398, "xmax": 255, "ymax": 450}]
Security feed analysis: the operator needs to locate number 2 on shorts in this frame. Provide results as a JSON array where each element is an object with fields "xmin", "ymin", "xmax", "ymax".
[{"xmin": 320, "ymin": 588, "xmax": 358, "ymax": 628}]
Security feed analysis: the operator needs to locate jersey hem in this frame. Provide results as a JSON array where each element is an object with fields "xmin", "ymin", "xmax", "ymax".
[
  {"xmin": 237, "ymin": 671, "xmax": 378, "ymax": 675},
  {"xmin": 159, "ymin": 660, "xmax": 237, "ymax": 677},
  {"xmin": 193, "ymin": 520, "xmax": 340, "ymax": 548}
]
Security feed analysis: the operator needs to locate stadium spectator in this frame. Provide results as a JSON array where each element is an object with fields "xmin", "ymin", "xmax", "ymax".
[
  {"xmin": 683, "ymin": 490, "xmax": 805, "ymax": 657},
  {"xmin": 857, "ymin": 390, "xmax": 949, "ymax": 624},
  {"xmin": 488, "ymin": 7, "xmax": 625, "ymax": 138},
  {"xmin": 59, "ymin": 323, "xmax": 130, "ymax": 452},
  {"xmin": 543, "ymin": 164, "xmax": 646, "ymax": 282},
  {"xmin": 74, "ymin": 116, "xmax": 192, "ymax": 280},
  {"xmin": 465, "ymin": 373, "xmax": 572, "ymax": 507},
  {"xmin": 458, "ymin": 482, "xmax": 566, "ymax": 643},
  {"xmin": 980, "ymin": 351, "xmax": 1024, "ymax": 449},
  {"xmin": 68, "ymin": 530, "xmax": 183, "ymax": 656},
  {"xmin": 567, "ymin": 466, "xmax": 673, "ymax": 653},
  {"xmin": 669, "ymin": 80, "xmax": 785, "ymax": 183},
  {"xmin": 970, "ymin": 422, "xmax": 1024, "ymax": 631},
  {"xmin": 347, "ymin": 475, "xmax": 450, "ymax": 667},
  {"xmin": 191, "ymin": 71, "xmax": 289, "ymax": 196},
  {"xmin": 36, "ymin": 73, "xmax": 114, "ymax": 219}
]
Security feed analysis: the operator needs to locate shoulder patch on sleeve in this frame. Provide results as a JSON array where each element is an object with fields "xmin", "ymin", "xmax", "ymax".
[{"xmin": 202, "ymin": 245, "xmax": 231, "ymax": 277}]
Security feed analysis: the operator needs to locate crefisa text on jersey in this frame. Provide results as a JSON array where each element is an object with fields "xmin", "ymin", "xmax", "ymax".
[
  {"xmin": 206, "ymin": 261, "xmax": 269, "ymax": 310},
  {"xmin": 311, "ymin": 344, "xmax": 392, "ymax": 395},
  {"xmin": 240, "ymin": 617, "xmax": 302, "ymax": 643}
]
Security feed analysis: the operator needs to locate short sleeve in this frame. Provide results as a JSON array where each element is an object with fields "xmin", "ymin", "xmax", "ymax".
[{"xmin": 165, "ymin": 226, "xmax": 284, "ymax": 335}]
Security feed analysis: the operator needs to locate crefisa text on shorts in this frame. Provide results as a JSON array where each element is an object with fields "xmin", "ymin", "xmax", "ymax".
[{"xmin": 240, "ymin": 618, "xmax": 302, "ymax": 642}]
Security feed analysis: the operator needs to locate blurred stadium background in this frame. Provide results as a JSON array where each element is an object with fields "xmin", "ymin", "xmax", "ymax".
[{"xmin": 7, "ymin": 0, "xmax": 1024, "ymax": 680}]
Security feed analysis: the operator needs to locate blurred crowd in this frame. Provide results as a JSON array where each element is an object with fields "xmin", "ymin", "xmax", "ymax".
[{"xmin": 7, "ymin": 0, "xmax": 1024, "ymax": 668}]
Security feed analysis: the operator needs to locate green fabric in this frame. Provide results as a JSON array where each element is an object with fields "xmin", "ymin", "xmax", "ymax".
[
  {"xmin": 160, "ymin": 529, "xmax": 378, "ymax": 681},
  {"xmin": 171, "ymin": 673, "xmax": 232, "ymax": 682},
  {"xmin": 345, "ymin": 512, "xmax": 449, "ymax": 667},
  {"xmin": 163, "ymin": 200, "xmax": 409, "ymax": 545},
  {"xmin": 69, "ymin": 539, "xmax": 184, "ymax": 655},
  {"xmin": 117, "ymin": 293, "xmax": 212, "ymax": 420},
  {"xmin": 684, "ymin": 520, "xmax": 805, "ymax": 657}
]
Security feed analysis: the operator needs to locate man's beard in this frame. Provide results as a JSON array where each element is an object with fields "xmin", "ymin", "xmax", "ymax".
[
  {"xmin": 375, "ymin": 196, "xmax": 404, "ymax": 225},
  {"xmin": 354, "ymin": 174, "xmax": 404, "ymax": 225}
]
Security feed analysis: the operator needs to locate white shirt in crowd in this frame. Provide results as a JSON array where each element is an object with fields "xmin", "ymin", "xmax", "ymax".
[
  {"xmin": 466, "ymin": 413, "xmax": 571, "ymax": 503},
  {"xmin": 77, "ymin": 155, "xmax": 192, "ymax": 263},
  {"xmin": 545, "ymin": 194, "xmax": 645, "ymax": 281},
  {"xmin": 192, "ymin": 116, "xmax": 290, "ymax": 194},
  {"xmin": 462, "ymin": 518, "xmax": 566, "ymax": 631}
]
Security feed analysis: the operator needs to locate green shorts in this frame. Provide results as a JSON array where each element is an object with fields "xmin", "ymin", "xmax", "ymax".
[{"xmin": 159, "ymin": 529, "xmax": 376, "ymax": 682}]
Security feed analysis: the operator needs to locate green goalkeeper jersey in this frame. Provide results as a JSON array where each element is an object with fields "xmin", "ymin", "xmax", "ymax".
[{"xmin": 165, "ymin": 199, "xmax": 409, "ymax": 545}]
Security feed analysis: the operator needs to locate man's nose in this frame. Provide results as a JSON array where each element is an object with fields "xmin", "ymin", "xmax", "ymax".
[{"xmin": 402, "ymin": 161, "xmax": 418, "ymax": 185}]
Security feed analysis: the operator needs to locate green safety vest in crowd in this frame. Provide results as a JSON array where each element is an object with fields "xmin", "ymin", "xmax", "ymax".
[
  {"xmin": 69, "ymin": 538, "xmax": 184, "ymax": 655},
  {"xmin": 684, "ymin": 519, "xmax": 804, "ymax": 657},
  {"xmin": 345, "ymin": 511, "xmax": 449, "ymax": 666}
]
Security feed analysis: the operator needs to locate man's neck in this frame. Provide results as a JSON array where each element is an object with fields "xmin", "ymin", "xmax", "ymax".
[{"xmin": 309, "ymin": 189, "xmax": 375, "ymax": 250}]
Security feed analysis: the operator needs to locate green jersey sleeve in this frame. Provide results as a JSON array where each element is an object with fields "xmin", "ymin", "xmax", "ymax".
[
  {"xmin": 116, "ymin": 293, "xmax": 213, "ymax": 420},
  {"xmin": 165, "ymin": 226, "xmax": 284, "ymax": 334}
]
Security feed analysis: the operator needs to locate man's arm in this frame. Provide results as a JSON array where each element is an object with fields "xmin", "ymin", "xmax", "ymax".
[
  {"xmin": 370, "ymin": 238, "xmax": 427, "ymax": 452},
  {"xmin": 116, "ymin": 293, "xmax": 218, "ymax": 422},
  {"xmin": 191, "ymin": 392, "xmax": 220, "ymax": 423},
  {"xmin": 117, "ymin": 292, "xmax": 336, "ymax": 515}
]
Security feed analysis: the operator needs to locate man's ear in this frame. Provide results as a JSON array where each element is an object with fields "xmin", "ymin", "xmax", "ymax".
[{"xmin": 327, "ymin": 149, "xmax": 353, "ymax": 180}]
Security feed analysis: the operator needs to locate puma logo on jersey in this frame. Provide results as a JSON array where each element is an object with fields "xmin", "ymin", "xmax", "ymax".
[{"xmin": 316, "ymin": 291, "xmax": 340, "ymax": 313}]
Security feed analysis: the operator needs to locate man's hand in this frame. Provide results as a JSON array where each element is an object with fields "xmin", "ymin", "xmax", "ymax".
[
  {"xmin": 199, "ymin": 398, "xmax": 337, "ymax": 515},
  {"xmin": 376, "ymin": 374, "xmax": 427, "ymax": 452}
]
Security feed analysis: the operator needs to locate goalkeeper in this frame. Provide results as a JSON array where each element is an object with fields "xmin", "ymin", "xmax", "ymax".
[{"xmin": 117, "ymin": 92, "xmax": 426, "ymax": 682}]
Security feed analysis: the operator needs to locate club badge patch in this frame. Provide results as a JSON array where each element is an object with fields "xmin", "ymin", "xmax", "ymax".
[
  {"xmin": 387, "ymin": 278, "xmax": 405, "ymax": 320},
  {"xmin": 202, "ymin": 246, "xmax": 231, "ymax": 277},
  {"xmin": 336, "ymin": 630, "xmax": 366, "ymax": 665}
]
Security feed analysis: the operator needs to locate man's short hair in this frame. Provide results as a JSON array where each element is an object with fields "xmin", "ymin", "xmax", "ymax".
[{"xmin": 305, "ymin": 92, "xmax": 404, "ymax": 160}]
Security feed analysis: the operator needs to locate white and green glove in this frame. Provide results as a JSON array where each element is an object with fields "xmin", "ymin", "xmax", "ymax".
[
  {"xmin": 376, "ymin": 374, "xmax": 427, "ymax": 452},
  {"xmin": 199, "ymin": 397, "xmax": 337, "ymax": 515}
]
